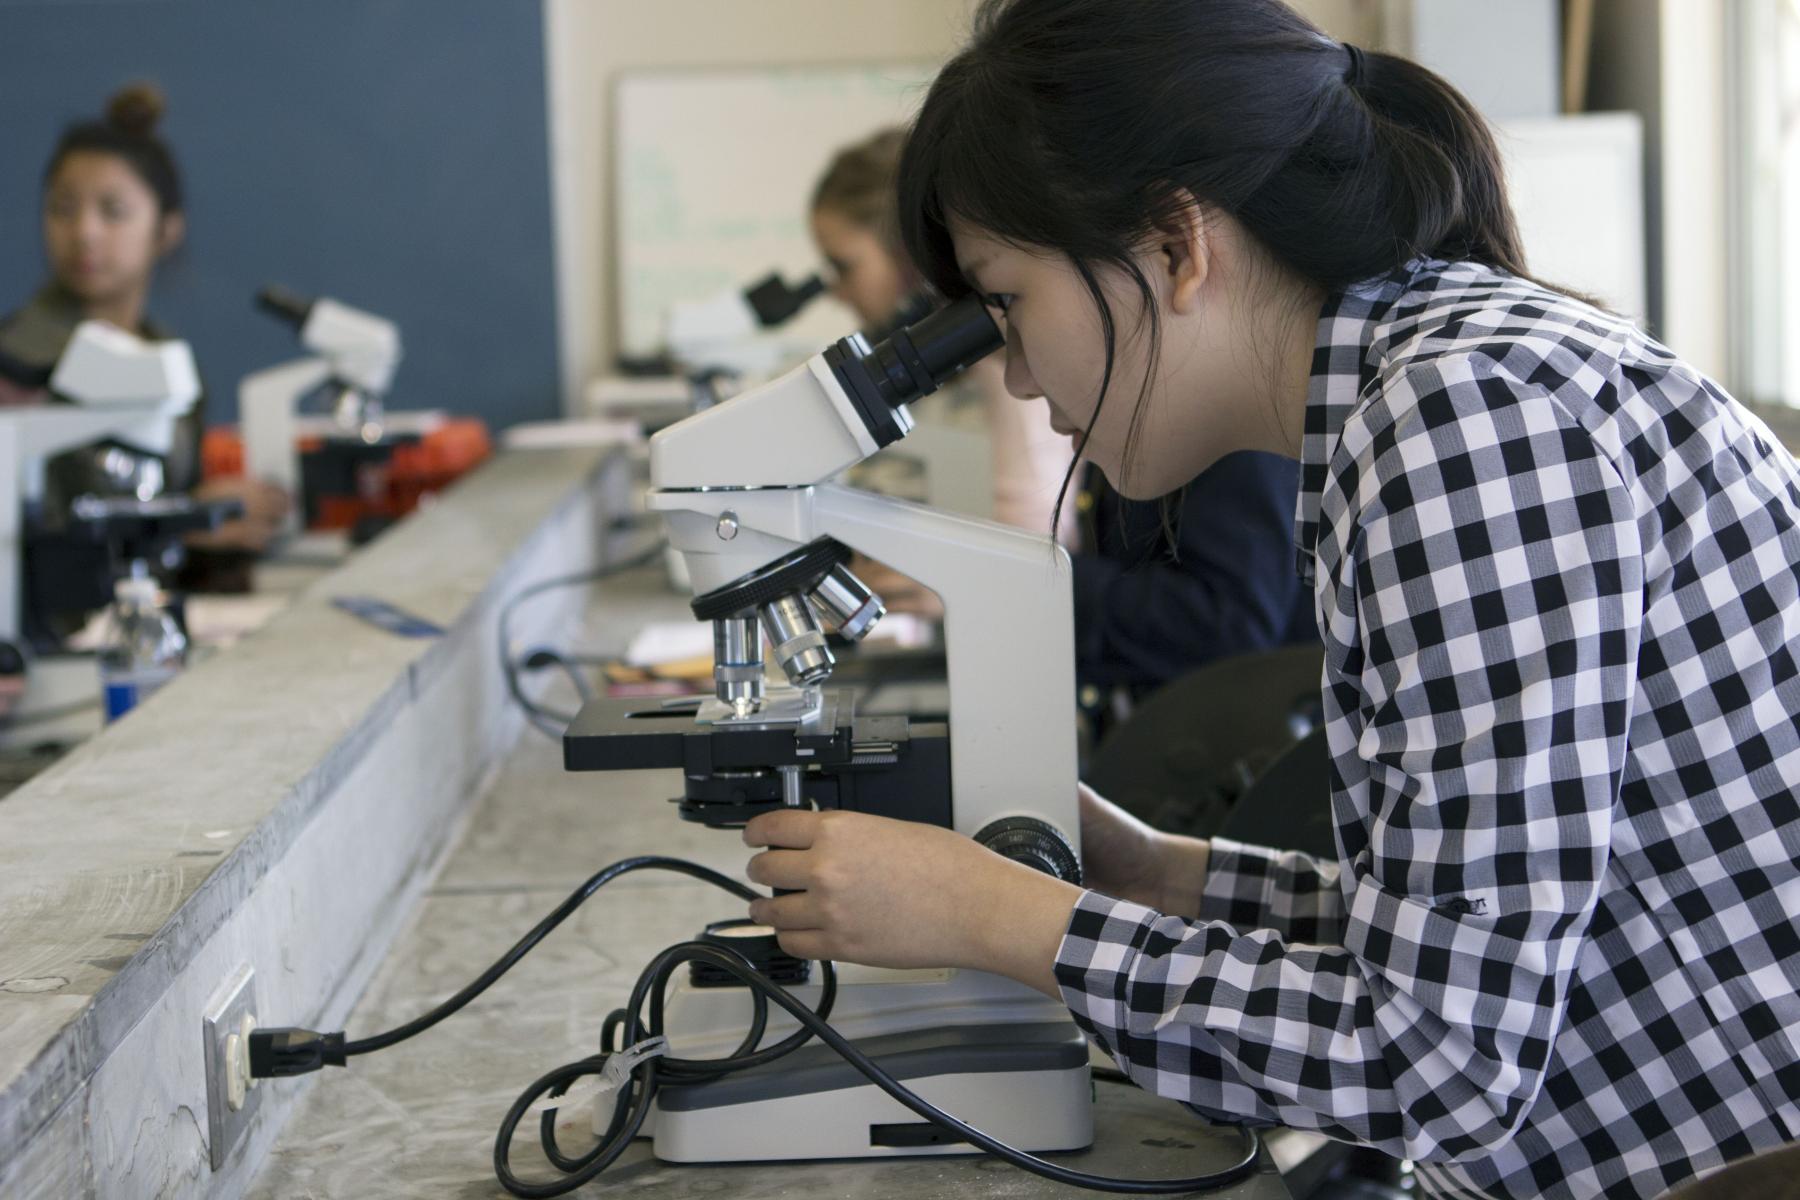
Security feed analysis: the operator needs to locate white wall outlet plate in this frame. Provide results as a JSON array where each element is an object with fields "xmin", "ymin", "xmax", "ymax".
[{"xmin": 202, "ymin": 965, "xmax": 262, "ymax": 1170}]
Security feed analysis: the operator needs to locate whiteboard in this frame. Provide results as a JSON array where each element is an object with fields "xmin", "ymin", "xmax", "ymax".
[{"xmin": 614, "ymin": 63, "xmax": 940, "ymax": 358}]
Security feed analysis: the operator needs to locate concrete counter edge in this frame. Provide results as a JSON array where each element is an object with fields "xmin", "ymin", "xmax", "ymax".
[{"xmin": 0, "ymin": 443, "xmax": 634, "ymax": 1197}]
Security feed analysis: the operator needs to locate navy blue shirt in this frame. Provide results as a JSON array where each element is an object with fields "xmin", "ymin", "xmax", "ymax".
[{"xmin": 1072, "ymin": 451, "xmax": 1315, "ymax": 694}]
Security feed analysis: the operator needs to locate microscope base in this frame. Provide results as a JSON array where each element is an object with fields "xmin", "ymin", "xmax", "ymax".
[
  {"xmin": 650, "ymin": 1031, "xmax": 1092, "ymax": 1162},
  {"xmin": 2, "ymin": 653, "xmax": 102, "ymax": 750},
  {"xmin": 617, "ymin": 963, "xmax": 1095, "ymax": 1162}
]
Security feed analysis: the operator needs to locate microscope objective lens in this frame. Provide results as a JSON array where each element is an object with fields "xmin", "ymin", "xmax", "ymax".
[{"xmin": 759, "ymin": 593, "xmax": 834, "ymax": 686}]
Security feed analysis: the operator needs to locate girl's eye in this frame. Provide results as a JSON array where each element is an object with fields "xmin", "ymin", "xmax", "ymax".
[{"xmin": 985, "ymin": 293, "xmax": 1014, "ymax": 314}]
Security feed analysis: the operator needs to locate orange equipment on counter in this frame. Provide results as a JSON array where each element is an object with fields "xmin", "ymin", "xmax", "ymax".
[{"xmin": 199, "ymin": 418, "xmax": 491, "ymax": 531}]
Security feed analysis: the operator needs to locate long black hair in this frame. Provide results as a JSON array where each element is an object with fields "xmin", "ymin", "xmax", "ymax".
[{"xmin": 898, "ymin": 0, "xmax": 1526, "ymax": 519}]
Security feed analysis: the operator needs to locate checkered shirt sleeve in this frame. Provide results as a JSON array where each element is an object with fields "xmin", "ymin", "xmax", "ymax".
[{"xmin": 1192, "ymin": 837, "xmax": 1348, "ymax": 946}]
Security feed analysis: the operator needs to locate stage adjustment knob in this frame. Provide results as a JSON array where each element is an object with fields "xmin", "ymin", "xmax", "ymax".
[{"xmin": 974, "ymin": 816, "xmax": 1082, "ymax": 885}]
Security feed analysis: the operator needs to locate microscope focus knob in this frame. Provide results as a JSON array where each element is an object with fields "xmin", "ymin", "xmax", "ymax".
[{"xmin": 974, "ymin": 817, "xmax": 1082, "ymax": 885}]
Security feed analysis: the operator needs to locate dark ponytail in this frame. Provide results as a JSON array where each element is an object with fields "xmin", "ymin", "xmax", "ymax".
[
  {"xmin": 900, "ymin": 0, "xmax": 1525, "ymax": 302},
  {"xmin": 897, "ymin": 0, "xmax": 1527, "ymax": 513},
  {"xmin": 1336, "ymin": 47, "xmax": 1525, "ymax": 277},
  {"xmin": 45, "ymin": 82, "xmax": 184, "ymax": 215}
]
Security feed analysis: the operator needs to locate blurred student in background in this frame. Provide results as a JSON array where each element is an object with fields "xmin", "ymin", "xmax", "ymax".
[{"xmin": 0, "ymin": 82, "xmax": 287, "ymax": 555}]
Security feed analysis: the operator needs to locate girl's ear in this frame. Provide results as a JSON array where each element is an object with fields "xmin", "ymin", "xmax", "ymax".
[
  {"xmin": 156, "ymin": 210, "xmax": 186, "ymax": 258},
  {"xmin": 1159, "ymin": 201, "xmax": 1212, "ymax": 317}
]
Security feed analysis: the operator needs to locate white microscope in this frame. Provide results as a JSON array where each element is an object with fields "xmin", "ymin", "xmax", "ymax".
[
  {"xmin": 239, "ymin": 286, "xmax": 435, "ymax": 531},
  {"xmin": 563, "ymin": 295, "xmax": 1091, "ymax": 1162},
  {"xmin": 592, "ymin": 271, "xmax": 829, "ymax": 431},
  {"xmin": 663, "ymin": 269, "xmax": 827, "ymax": 382},
  {"xmin": 0, "ymin": 321, "xmax": 204, "ymax": 743}
]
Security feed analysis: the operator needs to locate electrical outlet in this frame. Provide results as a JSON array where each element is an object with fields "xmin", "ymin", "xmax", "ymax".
[{"xmin": 202, "ymin": 965, "xmax": 262, "ymax": 1170}]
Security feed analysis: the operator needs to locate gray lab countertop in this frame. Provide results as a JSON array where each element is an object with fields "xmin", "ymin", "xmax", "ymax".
[{"xmin": 248, "ymin": 567, "xmax": 1291, "ymax": 1200}]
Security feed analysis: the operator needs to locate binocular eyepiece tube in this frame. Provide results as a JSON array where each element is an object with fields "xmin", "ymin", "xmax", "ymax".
[
  {"xmin": 824, "ymin": 293, "xmax": 1005, "ymax": 450},
  {"xmin": 855, "ymin": 293, "xmax": 1005, "ymax": 410}
]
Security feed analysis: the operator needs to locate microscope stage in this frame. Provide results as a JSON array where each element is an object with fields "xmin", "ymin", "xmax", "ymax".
[
  {"xmin": 562, "ymin": 689, "xmax": 853, "ymax": 773},
  {"xmin": 562, "ymin": 689, "xmax": 952, "ymax": 829}
]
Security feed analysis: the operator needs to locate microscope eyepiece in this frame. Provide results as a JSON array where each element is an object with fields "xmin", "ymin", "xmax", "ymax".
[
  {"xmin": 898, "ymin": 295, "xmax": 1008, "ymax": 390},
  {"xmin": 743, "ymin": 272, "xmax": 826, "ymax": 328},
  {"xmin": 255, "ymin": 285, "xmax": 315, "ymax": 329},
  {"xmin": 863, "ymin": 294, "xmax": 1004, "ymax": 409},
  {"xmin": 823, "ymin": 294, "xmax": 1004, "ymax": 447}
]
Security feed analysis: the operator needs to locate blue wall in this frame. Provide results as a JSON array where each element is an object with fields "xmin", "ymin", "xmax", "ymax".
[{"xmin": 0, "ymin": 0, "xmax": 561, "ymax": 430}]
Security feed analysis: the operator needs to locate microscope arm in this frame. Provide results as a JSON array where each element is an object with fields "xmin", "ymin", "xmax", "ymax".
[{"xmin": 240, "ymin": 358, "xmax": 334, "ymax": 497}]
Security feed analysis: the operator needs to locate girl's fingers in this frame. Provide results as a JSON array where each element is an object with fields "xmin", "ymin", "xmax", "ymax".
[
  {"xmin": 748, "ymin": 891, "xmax": 821, "ymax": 930},
  {"xmin": 746, "ymin": 849, "xmax": 813, "ymax": 890},
  {"xmin": 743, "ymin": 809, "xmax": 823, "ymax": 849}
]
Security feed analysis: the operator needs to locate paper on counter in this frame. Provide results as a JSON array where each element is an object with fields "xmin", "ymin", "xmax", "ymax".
[
  {"xmin": 183, "ymin": 594, "xmax": 293, "ymax": 647},
  {"xmin": 624, "ymin": 611, "xmax": 935, "ymax": 668},
  {"xmin": 501, "ymin": 418, "xmax": 644, "ymax": 450},
  {"xmin": 624, "ymin": 620, "xmax": 714, "ymax": 667}
]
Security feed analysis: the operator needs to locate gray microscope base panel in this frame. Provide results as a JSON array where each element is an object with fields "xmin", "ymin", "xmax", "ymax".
[{"xmin": 650, "ymin": 1061, "xmax": 1094, "ymax": 1164}]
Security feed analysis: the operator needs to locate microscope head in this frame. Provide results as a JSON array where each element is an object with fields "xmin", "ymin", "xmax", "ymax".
[
  {"xmin": 256, "ymin": 285, "xmax": 402, "ymax": 399},
  {"xmin": 50, "ymin": 321, "xmax": 200, "ymax": 416},
  {"xmin": 649, "ymin": 293, "xmax": 1003, "ymax": 492},
  {"xmin": 648, "ymin": 295, "xmax": 1004, "ymax": 713},
  {"xmin": 4, "ymin": 321, "xmax": 201, "ymax": 479},
  {"xmin": 664, "ymin": 271, "xmax": 826, "ymax": 377}
]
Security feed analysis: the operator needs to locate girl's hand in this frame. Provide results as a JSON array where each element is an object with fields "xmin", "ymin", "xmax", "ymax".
[
  {"xmin": 1077, "ymin": 783, "xmax": 1210, "ymax": 917},
  {"xmin": 743, "ymin": 808, "xmax": 1082, "ymax": 997},
  {"xmin": 187, "ymin": 476, "xmax": 291, "ymax": 554},
  {"xmin": 0, "ymin": 378, "xmax": 46, "ymax": 407}
]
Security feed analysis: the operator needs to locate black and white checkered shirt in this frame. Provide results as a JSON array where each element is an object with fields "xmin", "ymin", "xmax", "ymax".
[{"xmin": 1055, "ymin": 259, "xmax": 1800, "ymax": 1198}]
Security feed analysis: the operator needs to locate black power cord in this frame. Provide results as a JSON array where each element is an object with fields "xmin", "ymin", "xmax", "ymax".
[
  {"xmin": 249, "ymin": 856, "xmax": 749, "ymax": 1071},
  {"xmin": 249, "ymin": 855, "xmax": 1263, "ymax": 1198},
  {"xmin": 498, "ymin": 938, "xmax": 1262, "ymax": 1198},
  {"xmin": 498, "ymin": 541, "xmax": 667, "ymax": 739},
  {"xmin": 494, "ymin": 938, "xmax": 842, "ymax": 1196}
]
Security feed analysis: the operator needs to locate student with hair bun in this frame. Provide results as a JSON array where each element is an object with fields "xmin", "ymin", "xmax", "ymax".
[
  {"xmin": 741, "ymin": 3, "xmax": 1800, "ymax": 1197},
  {"xmin": 0, "ymin": 82, "xmax": 287, "ymax": 554}
]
